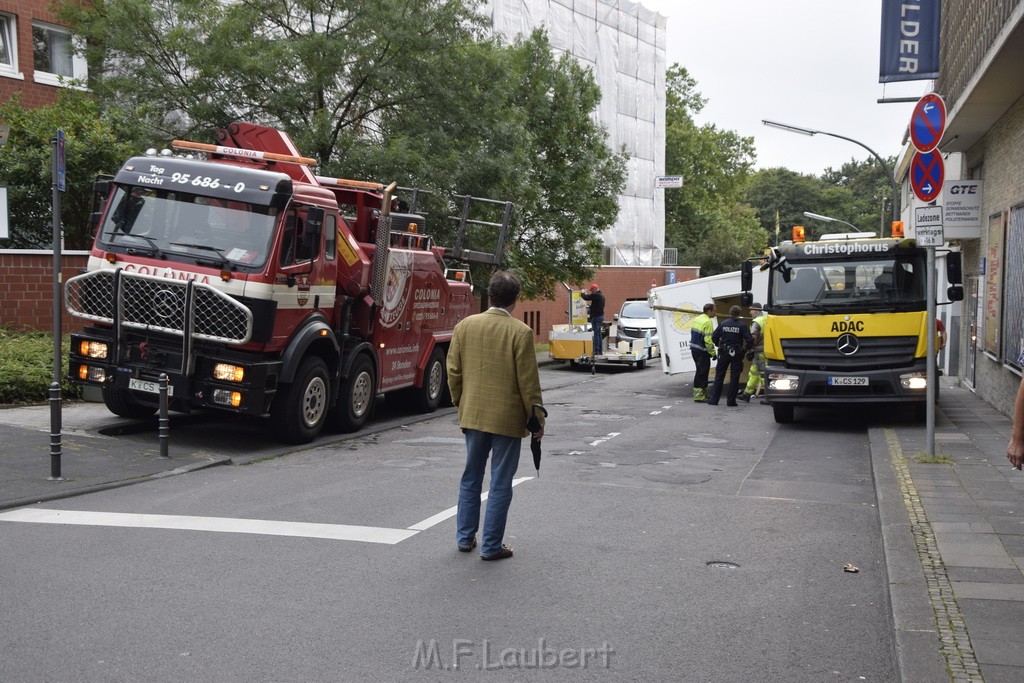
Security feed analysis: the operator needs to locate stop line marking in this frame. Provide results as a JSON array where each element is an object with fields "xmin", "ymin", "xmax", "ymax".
[{"xmin": 0, "ymin": 477, "xmax": 534, "ymax": 544}]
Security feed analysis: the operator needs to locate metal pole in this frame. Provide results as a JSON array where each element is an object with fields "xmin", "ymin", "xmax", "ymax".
[
  {"xmin": 926, "ymin": 247, "xmax": 937, "ymax": 457},
  {"xmin": 158, "ymin": 374, "xmax": 170, "ymax": 459},
  {"xmin": 48, "ymin": 135, "xmax": 64, "ymax": 481}
]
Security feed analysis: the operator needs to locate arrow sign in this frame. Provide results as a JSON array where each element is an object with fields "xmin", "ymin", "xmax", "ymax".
[
  {"xmin": 911, "ymin": 150, "xmax": 944, "ymax": 203},
  {"xmin": 910, "ymin": 93, "xmax": 946, "ymax": 154}
]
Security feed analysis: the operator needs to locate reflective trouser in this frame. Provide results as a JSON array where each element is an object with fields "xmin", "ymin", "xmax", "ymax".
[{"xmin": 744, "ymin": 353, "xmax": 766, "ymax": 395}]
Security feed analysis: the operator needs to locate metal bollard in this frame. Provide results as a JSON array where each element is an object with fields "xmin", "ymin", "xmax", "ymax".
[
  {"xmin": 48, "ymin": 382, "xmax": 65, "ymax": 480},
  {"xmin": 158, "ymin": 374, "xmax": 170, "ymax": 459}
]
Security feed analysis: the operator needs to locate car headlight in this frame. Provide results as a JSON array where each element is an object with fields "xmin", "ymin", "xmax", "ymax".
[
  {"xmin": 212, "ymin": 363, "xmax": 245, "ymax": 382},
  {"xmin": 79, "ymin": 340, "xmax": 108, "ymax": 359},
  {"xmin": 900, "ymin": 372, "xmax": 927, "ymax": 390}
]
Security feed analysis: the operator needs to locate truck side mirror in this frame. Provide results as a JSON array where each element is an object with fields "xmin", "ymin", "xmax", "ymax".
[
  {"xmin": 740, "ymin": 292, "xmax": 753, "ymax": 308},
  {"xmin": 946, "ymin": 251, "xmax": 963, "ymax": 285},
  {"xmin": 92, "ymin": 179, "xmax": 112, "ymax": 197},
  {"xmin": 740, "ymin": 260, "xmax": 752, "ymax": 291},
  {"xmin": 947, "ymin": 285, "xmax": 964, "ymax": 302}
]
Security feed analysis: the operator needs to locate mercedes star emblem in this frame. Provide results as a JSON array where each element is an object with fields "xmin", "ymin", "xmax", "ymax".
[{"xmin": 836, "ymin": 333, "xmax": 860, "ymax": 356}]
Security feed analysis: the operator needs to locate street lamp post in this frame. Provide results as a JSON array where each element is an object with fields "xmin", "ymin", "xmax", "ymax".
[
  {"xmin": 762, "ymin": 120, "xmax": 900, "ymax": 233},
  {"xmin": 802, "ymin": 211, "xmax": 863, "ymax": 233}
]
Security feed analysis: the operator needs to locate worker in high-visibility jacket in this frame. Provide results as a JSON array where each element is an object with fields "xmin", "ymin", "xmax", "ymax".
[
  {"xmin": 738, "ymin": 303, "xmax": 767, "ymax": 403},
  {"xmin": 689, "ymin": 303, "xmax": 717, "ymax": 402}
]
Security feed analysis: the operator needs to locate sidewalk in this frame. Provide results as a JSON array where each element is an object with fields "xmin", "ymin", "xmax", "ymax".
[
  {"xmin": 872, "ymin": 378, "xmax": 1024, "ymax": 682},
  {"xmin": 1, "ymin": 368, "xmax": 1022, "ymax": 681}
]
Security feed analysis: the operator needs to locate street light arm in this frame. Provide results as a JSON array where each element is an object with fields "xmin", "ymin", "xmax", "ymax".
[
  {"xmin": 802, "ymin": 211, "xmax": 862, "ymax": 233},
  {"xmin": 761, "ymin": 119, "xmax": 900, "ymax": 227}
]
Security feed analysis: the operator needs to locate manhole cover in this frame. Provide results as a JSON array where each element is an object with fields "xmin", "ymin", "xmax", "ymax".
[{"xmin": 706, "ymin": 560, "xmax": 740, "ymax": 569}]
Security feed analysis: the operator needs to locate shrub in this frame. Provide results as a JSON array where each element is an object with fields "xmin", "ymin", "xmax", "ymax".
[{"xmin": 0, "ymin": 328, "xmax": 83, "ymax": 404}]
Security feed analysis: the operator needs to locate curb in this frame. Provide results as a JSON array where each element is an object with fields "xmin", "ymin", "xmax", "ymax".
[{"xmin": 0, "ymin": 456, "xmax": 232, "ymax": 512}]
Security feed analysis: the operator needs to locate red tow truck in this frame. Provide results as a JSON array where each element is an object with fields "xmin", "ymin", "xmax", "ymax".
[{"xmin": 65, "ymin": 122, "xmax": 509, "ymax": 443}]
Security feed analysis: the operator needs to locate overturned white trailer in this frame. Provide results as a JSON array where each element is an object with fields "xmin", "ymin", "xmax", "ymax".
[{"xmin": 648, "ymin": 269, "xmax": 768, "ymax": 375}]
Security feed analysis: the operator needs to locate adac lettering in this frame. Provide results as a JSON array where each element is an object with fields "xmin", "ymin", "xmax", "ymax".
[{"xmin": 831, "ymin": 320, "xmax": 864, "ymax": 333}]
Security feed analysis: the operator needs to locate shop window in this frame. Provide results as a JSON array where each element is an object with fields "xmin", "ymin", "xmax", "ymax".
[{"xmin": 32, "ymin": 22, "xmax": 87, "ymax": 87}]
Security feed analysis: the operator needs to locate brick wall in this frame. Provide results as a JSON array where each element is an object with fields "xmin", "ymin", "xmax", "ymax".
[
  {"xmin": 0, "ymin": 0, "xmax": 68, "ymax": 108},
  {"xmin": 0, "ymin": 250, "xmax": 89, "ymax": 332},
  {"xmin": 515, "ymin": 266, "xmax": 700, "ymax": 341}
]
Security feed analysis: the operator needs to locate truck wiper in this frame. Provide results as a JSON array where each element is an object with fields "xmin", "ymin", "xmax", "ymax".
[
  {"xmin": 788, "ymin": 301, "xmax": 836, "ymax": 314},
  {"xmin": 105, "ymin": 230, "xmax": 162, "ymax": 258},
  {"xmin": 168, "ymin": 242, "xmax": 229, "ymax": 264}
]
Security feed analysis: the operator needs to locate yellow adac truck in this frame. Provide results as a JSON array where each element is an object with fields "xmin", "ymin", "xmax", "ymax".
[{"xmin": 741, "ymin": 228, "xmax": 941, "ymax": 424}]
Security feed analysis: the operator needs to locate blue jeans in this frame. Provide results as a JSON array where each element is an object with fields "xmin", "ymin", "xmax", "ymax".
[
  {"xmin": 591, "ymin": 316, "xmax": 604, "ymax": 355},
  {"xmin": 457, "ymin": 429, "xmax": 522, "ymax": 556}
]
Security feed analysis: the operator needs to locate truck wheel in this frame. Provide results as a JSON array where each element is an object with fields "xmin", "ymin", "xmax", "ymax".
[
  {"xmin": 102, "ymin": 386, "xmax": 157, "ymax": 419},
  {"xmin": 271, "ymin": 356, "xmax": 330, "ymax": 444},
  {"xmin": 333, "ymin": 353, "xmax": 375, "ymax": 433},
  {"xmin": 413, "ymin": 347, "xmax": 447, "ymax": 413},
  {"xmin": 773, "ymin": 404, "xmax": 794, "ymax": 424}
]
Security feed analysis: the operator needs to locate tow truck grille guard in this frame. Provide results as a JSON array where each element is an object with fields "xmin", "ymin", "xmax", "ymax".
[{"xmin": 65, "ymin": 269, "xmax": 253, "ymax": 344}]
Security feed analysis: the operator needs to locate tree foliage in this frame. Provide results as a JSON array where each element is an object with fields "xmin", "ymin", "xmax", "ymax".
[
  {"xmin": 57, "ymin": 3, "xmax": 625, "ymax": 299},
  {"xmin": 0, "ymin": 92, "xmax": 149, "ymax": 249},
  {"xmin": 745, "ymin": 156, "xmax": 897, "ymax": 243},
  {"xmin": 663, "ymin": 66, "xmax": 763, "ymax": 275}
]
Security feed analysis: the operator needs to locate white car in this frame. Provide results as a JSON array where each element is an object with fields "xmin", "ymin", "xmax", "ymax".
[{"xmin": 613, "ymin": 299, "xmax": 659, "ymax": 351}]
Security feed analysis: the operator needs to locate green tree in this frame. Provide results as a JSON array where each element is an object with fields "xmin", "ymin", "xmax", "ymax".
[
  {"xmin": 663, "ymin": 66, "xmax": 762, "ymax": 275},
  {"xmin": 820, "ymin": 156, "xmax": 896, "ymax": 234},
  {"xmin": 61, "ymin": 0, "xmax": 488, "ymax": 162},
  {"xmin": 0, "ymin": 92, "xmax": 148, "ymax": 249},
  {"xmin": 745, "ymin": 167, "xmax": 826, "ymax": 244}
]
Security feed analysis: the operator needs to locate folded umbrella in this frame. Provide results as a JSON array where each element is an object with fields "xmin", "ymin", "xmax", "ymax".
[{"xmin": 526, "ymin": 403, "xmax": 548, "ymax": 476}]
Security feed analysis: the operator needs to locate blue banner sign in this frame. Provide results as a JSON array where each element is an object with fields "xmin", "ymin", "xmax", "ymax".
[{"xmin": 879, "ymin": 0, "xmax": 942, "ymax": 83}]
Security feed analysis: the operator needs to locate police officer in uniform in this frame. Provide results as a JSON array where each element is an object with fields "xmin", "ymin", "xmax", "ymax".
[{"xmin": 707, "ymin": 305, "xmax": 754, "ymax": 407}]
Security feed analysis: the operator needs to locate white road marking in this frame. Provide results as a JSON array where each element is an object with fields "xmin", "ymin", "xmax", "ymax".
[
  {"xmin": 407, "ymin": 477, "xmax": 533, "ymax": 531},
  {"xmin": 589, "ymin": 432, "xmax": 620, "ymax": 447},
  {"xmin": 0, "ymin": 477, "xmax": 537, "ymax": 544},
  {"xmin": 650, "ymin": 410, "xmax": 663, "ymax": 415}
]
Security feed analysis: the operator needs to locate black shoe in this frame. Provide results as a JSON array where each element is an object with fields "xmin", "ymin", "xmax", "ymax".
[
  {"xmin": 457, "ymin": 538, "xmax": 477, "ymax": 553},
  {"xmin": 727, "ymin": 402, "xmax": 738, "ymax": 407},
  {"xmin": 737, "ymin": 393, "xmax": 750, "ymax": 403},
  {"xmin": 481, "ymin": 545, "xmax": 514, "ymax": 561}
]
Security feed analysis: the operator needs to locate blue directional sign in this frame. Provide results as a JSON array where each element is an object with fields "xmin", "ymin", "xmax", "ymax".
[
  {"xmin": 909, "ymin": 93, "xmax": 946, "ymax": 154},
  {"xmin": 911, "ymin": 150, "xmax": 944, "ymax": 203}
]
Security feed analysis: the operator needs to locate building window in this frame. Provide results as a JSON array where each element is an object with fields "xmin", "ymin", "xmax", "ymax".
[
  {"xmin": 32, "ymin": 22, "xmax": 86, "ymax": 87},
  {"xmin": 0, "ymin": 13, "xmax": 22, "ymax": 78}
]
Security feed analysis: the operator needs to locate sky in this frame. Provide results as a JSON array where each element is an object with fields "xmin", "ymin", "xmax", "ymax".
[{"xmin": 637, "ymin": 0, "xmax": 927, "ymax": 177}]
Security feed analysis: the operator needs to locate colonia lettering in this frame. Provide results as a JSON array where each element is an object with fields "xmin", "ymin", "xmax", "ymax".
[{"xmin": 831, "ymin": 320, "xmax": 864, "ymax": 333}]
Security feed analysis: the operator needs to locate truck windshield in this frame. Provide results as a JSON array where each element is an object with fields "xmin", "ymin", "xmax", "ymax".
[
  {"xmin": 98, "ymin": 185, "xmax": 279, "ymax": 269},
  {"xmin": 772, "ymin": 254, "xmax": 926, "ymax": 312}
]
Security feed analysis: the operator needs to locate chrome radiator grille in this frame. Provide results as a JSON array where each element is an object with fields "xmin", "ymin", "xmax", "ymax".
[
  {"xmin": 780, "ymin": 336, "xmax": 918, "ymax": 370},
  {"xmin": 65, "ymin": 269, "xmax": 253, "ymax": 344}
]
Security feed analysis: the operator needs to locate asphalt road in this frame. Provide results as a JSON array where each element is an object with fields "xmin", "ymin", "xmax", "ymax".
[{"xmin": 1, "ymin": 362, "xmax": 902, "ymax": 681}]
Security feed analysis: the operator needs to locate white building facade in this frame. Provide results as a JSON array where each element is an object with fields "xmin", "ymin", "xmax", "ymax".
[{"xmin": 484, "ymin": 0, "xmax": 668, "ymax": 265}]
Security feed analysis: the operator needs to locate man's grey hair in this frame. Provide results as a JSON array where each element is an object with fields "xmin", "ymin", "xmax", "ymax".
[{"xmin": 488, "ymin": 271, "xmax": 522, "ymax": 308}]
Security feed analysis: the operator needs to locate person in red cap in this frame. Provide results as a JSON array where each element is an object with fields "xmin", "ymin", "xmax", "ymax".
[{"xmin": 580, "ymin": 283, "xmax": 606, "ymax": 355}]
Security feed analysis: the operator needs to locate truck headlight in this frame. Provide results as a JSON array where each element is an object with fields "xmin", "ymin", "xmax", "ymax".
[
  {"xmin": 900, "ymin": 372, "xmax": 927, "ymax": 390},
  {"xmin": 212, "ymin": 363, "xmax": 245, "ymax": 382},
  {"xmin": 79, "ymin": 340, "xmax": 108, "ymax": 359},
  {"xmin": 78, "ymin": 365, "xmax": 106, "ymax": 382},
  {"xmin": 212, "ymin": 389, "xmax": 242, "ymax": 407},
  {"xmin": 768, "ymin": 373, "xmax": 800, "ymax": 391}
]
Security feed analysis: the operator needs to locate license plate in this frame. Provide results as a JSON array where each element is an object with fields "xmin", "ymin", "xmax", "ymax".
[
  {"xmin": 129, "ymin": 378, "xmax": 174, "ymax": 396},
  {"xmin": 828, "ymin": 376, "xmax": 868, "ymax": 386}
]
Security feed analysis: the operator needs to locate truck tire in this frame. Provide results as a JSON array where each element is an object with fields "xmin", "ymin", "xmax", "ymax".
[
  {"xmin": 332, "ymin": 353, "xmax": 375, "ymax": 433},
  {"xmin": 271, "ymin": 356, "xmax": 330, "ymax": 444},
  {"xmin": 102, "ymin": 386, "xmax": 157, "ymax": 420},
  {"xmin": 772, "ymin": 404, "xmax": 794, "ymax": 424},
  {"xmin": 412, "ymin": 347, "xmax": 447, "ymax": 413}
]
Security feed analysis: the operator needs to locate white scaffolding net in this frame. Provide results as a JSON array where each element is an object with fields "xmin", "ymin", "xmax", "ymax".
[{"xmin": 483, "ymin": 0, "xmax": 667, "ymax": 265}]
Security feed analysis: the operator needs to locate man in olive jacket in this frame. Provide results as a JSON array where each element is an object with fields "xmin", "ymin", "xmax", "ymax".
[{"xmin": 447, "ymin": 270, "xmax": 545, "ymax": 561}]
